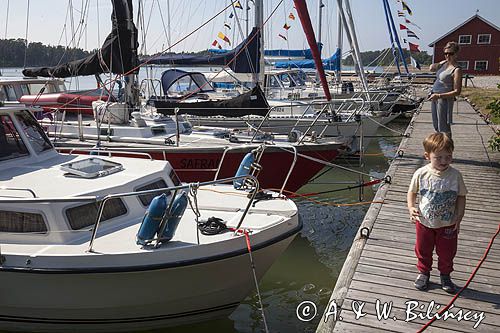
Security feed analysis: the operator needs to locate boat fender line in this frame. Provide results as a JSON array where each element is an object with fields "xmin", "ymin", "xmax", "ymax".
[
  {"xmin": 197, "ymin": 217, "xmax": 228, "ymax": 235},
  {"xmin": 160, "ymin": 192, "xmax": 188, "ymax": 242},
  {"xmin": 136, "ymin": 193, "xmax": 169, "ymax": 246}
]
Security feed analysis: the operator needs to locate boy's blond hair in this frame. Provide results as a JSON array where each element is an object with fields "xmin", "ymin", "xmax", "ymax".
[{"xmin": 423, "ymin": 132, "xmax": 454, "ymax": 154}]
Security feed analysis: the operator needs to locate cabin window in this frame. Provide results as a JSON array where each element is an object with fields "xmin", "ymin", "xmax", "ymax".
[
  {"xmin": 474, "ymin": 61, "xmax": 488, "ymax": 71},
  {"xmin": 0, "ymin": 210, "xmax": 47, "ymax": 233},
  {"xmin": 268, "ymin": 76, "xmax": 281, "ymax": 88},
  {"xmin": 3, "ymin": 85, "xmax": 17, "ymax": 101},
  {"xmin": 458, "ymin": 35, "xmax": 472, "ymax": 44},
  {"xmin": 457, "ymin": 61, "xmax": 469, "ymax": 70},
  {"xmin": 0, "ymin": 114, "xmax": 29, "ymax": 161},
  {"xmin": 191, "ymin": 73, "xmax": 214, "ymax": 92},
  {"xmin": 20, "ymin": 84, "xmax": 30, "ymax": 96},
  {"xmin": 66, "ymin": 198, "xmax": 127, "ymax": 230},
  {"xmin": 29, "ymin": 83, "xmax": 48, "ymax": 95},
  {"xmin": 135, "ymin": 179, "xmax": 170, "ymax": 206},
  {"xmin": 477, "ymin": 34, "xmax": 491, "ymax": 44},
  {"xmin": 169, "ymin": 169, "xmax": 182, "ymax": 186},
  {"xmin": 15, "ymin": 110, "xmax": 53, "ymax": 153}
]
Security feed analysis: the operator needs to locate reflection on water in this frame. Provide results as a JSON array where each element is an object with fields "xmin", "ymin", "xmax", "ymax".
[{"xmin": 164, "ymin": 119, "xmax": 410, "ymax": 333}]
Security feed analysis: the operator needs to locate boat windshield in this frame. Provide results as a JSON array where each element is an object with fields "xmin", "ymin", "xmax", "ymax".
[
  {"xmin": 0, "ymin": 114, "xmax": 29, "ymax": 161},
  {"xmin": 290, "ymin": 71, "xmax": 307, "ymax": 86},
  {"xmin": 167, "ymin": 73, "xmax": 214, "ymax": 96},
  {"xmin": 15, "ymin": 110, "xmax": 53, "ymax": 153}
]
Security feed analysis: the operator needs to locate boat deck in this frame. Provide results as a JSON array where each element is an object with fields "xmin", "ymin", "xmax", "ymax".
[{"xmin": 317, "ymin": 99, "xmax": 500, "ymax": 332}]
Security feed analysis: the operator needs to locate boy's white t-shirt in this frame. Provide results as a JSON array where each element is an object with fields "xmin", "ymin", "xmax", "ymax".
[{"xmin": 408, "ymin": 164, "xmax": 467, "ymax": 229}]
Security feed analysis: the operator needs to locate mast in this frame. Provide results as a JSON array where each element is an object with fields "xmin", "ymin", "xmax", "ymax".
[
  {"xmin": 336, "ymin": 0, "xmax": 343, "ymax": 83},
  {"xmin": 293, "ymin": 0, "xmax": 331, "ymax": 101},
  {"xmin": 317, "ymin": 0, "xmax": 324, "ymax": 56},
  {"xmin": 382, "ymin": 0, "xmax": 401, "ymax": 75},
  {"xmin": 253, "ymin": 0, "xmax": 264, "ymax": 86},
  {"xmin": 343, "ymin": 0, "xmax": 369, "ymax": 93},
  {"xmin": 383, "ymin": 0, "xmax": 409, "ymax": 74}
]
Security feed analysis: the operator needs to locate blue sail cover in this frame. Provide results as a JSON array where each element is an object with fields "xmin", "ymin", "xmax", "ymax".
[
  {"xmin": 274, "ymin": 48, "xmax": 341, "ymax": 70},
  {"xmin": 145, "ymin": 28, "xmax": 260, "ymax": 73}
]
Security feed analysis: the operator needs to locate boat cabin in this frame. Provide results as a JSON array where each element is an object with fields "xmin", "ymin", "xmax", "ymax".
[
  {"xmin": 0, "ymin": 76, "xmax": 66, "ymax": 106},
  {"xmin": 0, "ymin": 105, "xmax": 179, "ymax": 245}
]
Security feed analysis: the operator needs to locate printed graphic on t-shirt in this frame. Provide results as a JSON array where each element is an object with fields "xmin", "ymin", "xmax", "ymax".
[{"xmin": 420, "ymin": 189, "xmax": 457, "ymax": 223}]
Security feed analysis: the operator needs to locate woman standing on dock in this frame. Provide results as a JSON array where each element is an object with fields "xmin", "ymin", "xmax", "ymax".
[{"xmin": 428, "ymin": 42, "xmax": 463, "ymax": 137}]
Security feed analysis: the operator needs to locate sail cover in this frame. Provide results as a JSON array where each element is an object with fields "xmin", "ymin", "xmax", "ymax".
[
  {"xmin": 145, "ymin": 28, "xmax": 260, "ymax": 74},
  {"xmin": 275, "ymin": 48, "xmax": 341, "ymax": 70},
  {"xmin": 150, "ymin": 85, "xmax": 269, "ymax": 117},
  {"xmin": 23, "ymin": 0, "xmax": 138, "ymax": 78},
  {"xmin": 264, "ymin": 45, "xmax": 321, "ymax": 59}
]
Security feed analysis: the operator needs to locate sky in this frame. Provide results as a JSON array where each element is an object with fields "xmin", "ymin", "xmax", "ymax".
[{"xmin": 1, "ymin": 0, "xmax": 499, "ymax": 57}]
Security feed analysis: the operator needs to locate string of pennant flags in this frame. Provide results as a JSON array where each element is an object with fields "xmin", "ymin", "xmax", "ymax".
[
  {"xmin": 396, "ymin": 0, "xmax": 422, "ymax": 69},
  {"xmin": 278, "ymin": 11, "xmax": 296, "ymax": 41},
  {"xmin": 210, "ymin": 1, "xmax": 249, "ymax": 49}
]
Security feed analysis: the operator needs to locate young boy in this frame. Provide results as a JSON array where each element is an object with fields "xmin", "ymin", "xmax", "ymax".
[{"xmin": 407, "ymin": 133, "xmax": 467, "ymax": 293}]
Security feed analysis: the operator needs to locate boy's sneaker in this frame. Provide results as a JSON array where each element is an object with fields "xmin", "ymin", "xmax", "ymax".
[
  {"xmin": 414, "ymin": 273, "xmax": 430, "ymax": 291},
  {"xmin": 440, "ymin": 274, "xmax": 457, "ymax": 294}
]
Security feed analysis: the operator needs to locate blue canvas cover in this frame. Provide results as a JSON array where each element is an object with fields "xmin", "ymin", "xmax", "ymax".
[
  {"xmin": 145, "ymin": 28, "xmax": 260, "ymax": 73},
  {"xmin": 274, "ymin": 48, "xmax": 341, "ymax": 71}
]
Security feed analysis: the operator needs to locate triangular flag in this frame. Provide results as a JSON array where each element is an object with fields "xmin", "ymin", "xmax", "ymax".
[
  {"xmin": 411, "ymin": 57, "xmax": 421, "ymax": 70},
  {"xmin": 218, "ymin": 44, "xmax": 222, "ymax": 49},
  {"xmin": 224, "ymin": 23, "xmax": 231, "ymax": 30},
  {"xmin": 234, "ymin": 1, "xmax": 243, "ymax": 9},
  {"xmin": 405, "ymin": 18, "xmax": 422, "ymax": 30},
  {"xmin": 278, "ymin": 33, "xmax": 287, "ymax": 41},
  {"xmin": 218, "ymin": 32, "xmax": 231, "ymax": 45},
  {"xmin": 407, "ymin": 29, "xmax": 419, "ymax": 40},
  {"xmin": 397, "ymin": 10, "xmax": 405, "ymax": 17},
  {"xmin": 399, "ymin": 24, "xmax": 408, "ymax": 30},
  {"xmin": 409, "ymin": 42, "xmax": 420, "ymax": 52},
  {"xmin": 402, "ymin": 1, "xmax": 412, "ymax": 15},
  {"xmin": 288, "ymin": 13, "xmax": 295, "ymax": 20},
  {"xmin": 229, "ymin": 12, "xmax": 234, "ymax": 19},
  {"xmin": 211, "ymin": 40, "xmax": 218, "ymax": 47},
  {"xmin": 283, "ymin": 23, "xmax": 291, "ymax": 30}
]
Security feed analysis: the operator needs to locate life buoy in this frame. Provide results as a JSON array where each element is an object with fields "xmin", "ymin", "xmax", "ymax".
[
  {"xmin": 136, "ymin": 193, "xmax": 168, "ymax": 245},
  {"xmin": 160, "ymin": 192, "xmax": 188, "ymax": 242},
  {"xmin": 233, "ymin": 152, "xmax": 254, "ymax": 189}
]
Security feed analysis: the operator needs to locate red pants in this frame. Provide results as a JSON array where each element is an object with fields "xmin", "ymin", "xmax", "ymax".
[{"xmin": 415, "ymin": 221, "xmax": 458, "ymax": 275}]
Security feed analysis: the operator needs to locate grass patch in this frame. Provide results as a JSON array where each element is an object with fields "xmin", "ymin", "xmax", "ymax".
[{"xmin": 461, "ymin": 87, "xmax": 500, "ymax": 123}]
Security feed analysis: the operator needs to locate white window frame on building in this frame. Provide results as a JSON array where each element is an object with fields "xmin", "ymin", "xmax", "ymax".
[
  {"xmin": 458, "ymin": 35, "xmax": 472, "ymax": 44},
  {"xmin": 457, "ymin": 61, "xmax": 469, "ymax": 70},
  {"xmin": 474, "ymin": 60, "xmax": 488, "ymax": 71},
  {"xmin": 477, "ymin": 34, "xmax": 491, "ymax": 44}
]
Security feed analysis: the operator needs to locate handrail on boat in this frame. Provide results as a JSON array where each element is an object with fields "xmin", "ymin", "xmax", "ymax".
[
  {"xmin": 55, "ymin": 147, "xmax": 154, "ymax": 160},
  {"xmin": 0, "ymin": 187, "xmax": 37, "ymax": 198},
  {"xmin": 87, "ymin": 174, "xmax": 260, "ymax": 253}
]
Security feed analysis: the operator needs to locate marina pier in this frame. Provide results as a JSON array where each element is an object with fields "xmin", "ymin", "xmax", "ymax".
[{"xmin": 318, "ymin": 99, "xmax": 500, "ymax": 332}]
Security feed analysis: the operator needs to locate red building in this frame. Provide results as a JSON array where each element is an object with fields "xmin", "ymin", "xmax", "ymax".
[{"xmin": 429, "ymin": 14, "xmax": 500, "ymax": 75}]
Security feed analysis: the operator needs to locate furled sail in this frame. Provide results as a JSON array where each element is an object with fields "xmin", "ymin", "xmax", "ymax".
[
  {"xmin": 23, "ymin": 0, "xmax": 138, "ymax": 78},
  {"xmin": 264, "ymin": 47, "xmax": 320, "ymax": 59},
  {"xmin": 145, "ymin": 28, "xmax": 260, "ymax": 74}
]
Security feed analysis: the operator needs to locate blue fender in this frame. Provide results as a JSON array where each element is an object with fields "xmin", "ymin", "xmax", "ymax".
[
  {"xmin": 233, "ymin": 152, "xmax": 254, "ymax": 189},
  {"xmin": 136, "ymin": 193, "xmax": 168, "ymax": 245},
  {"xmin": 161, "ymin": 192, "xmax": 188, "ymax": 242}
]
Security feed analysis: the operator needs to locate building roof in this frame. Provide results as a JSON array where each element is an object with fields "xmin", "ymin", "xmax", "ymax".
[{"xmin": 428, "ymin": 14, "xmax": 500, "ymax": 47}]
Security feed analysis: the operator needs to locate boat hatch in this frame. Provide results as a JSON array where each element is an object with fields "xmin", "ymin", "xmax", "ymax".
[{"xmin": 60, "ymin": 158, "xmax": 124, "ymax": 178}]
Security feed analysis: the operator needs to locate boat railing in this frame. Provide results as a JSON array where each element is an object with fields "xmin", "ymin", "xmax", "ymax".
[
  {"xmin": 139, "ymin": 78, "xmax": 163, "ymax": 98},
  {"xmin": 0, "ymin": 187, "xmax": 37, "ymax": 198},
  {"xmin": 214, "ymin": 144, "xmax": 297, "ymax": 196},
  {"xmin": 55, "ymin": 147, "xmax": 154, "ymax": 160},
  {"xmin": 250, "ymin": 98, "xmax": 367, "ymax": 143},
  {"xmin": 87, "ymin": 174, "xmax": 260, "ymax": 252}
]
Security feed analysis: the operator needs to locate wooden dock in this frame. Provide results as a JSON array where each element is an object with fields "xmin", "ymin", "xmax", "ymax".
[{"xmin": 317, "ymin": 99, "xmax": 500, "ymax": 332}]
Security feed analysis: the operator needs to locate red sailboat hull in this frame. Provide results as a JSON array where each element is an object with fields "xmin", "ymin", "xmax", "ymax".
[{"xmin": 60, "ymin": 144, "xmax": 343, "ymax": 192}]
